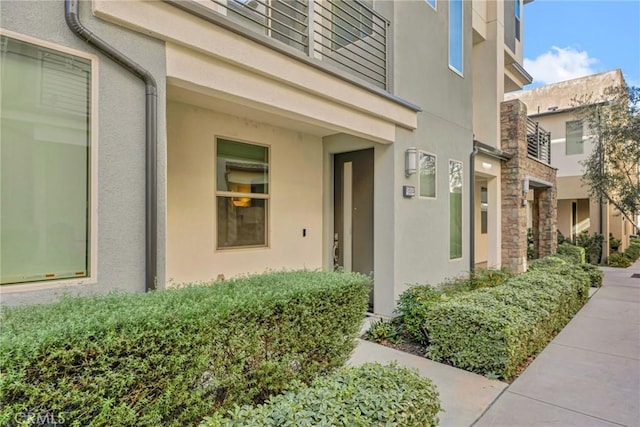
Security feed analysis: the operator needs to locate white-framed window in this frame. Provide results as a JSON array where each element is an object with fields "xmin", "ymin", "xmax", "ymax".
[
  {"xmin": 216, "ymin": 138, "xmax": 269, "ymax": 249},
  {"xmin": 419, "ymin": 151, "xmax": 436, "ymax": 198},
  {"xmin": 565, "ymin": 120, "xmax": 584, "ymax": 155},
  {"xmin": 425, "ymin": 0, "xmax": 436, "ymax": 10},
  {"xmin": 0, "ymin": 30, "xmax": 97, "ymax": 287},
  {"xmin": 449, "ymin": 160, "xmax": 463, "ymax": 259},
  {"xmin": 448, "ymin": 0, "xmax": 463, "ymax": 75}
]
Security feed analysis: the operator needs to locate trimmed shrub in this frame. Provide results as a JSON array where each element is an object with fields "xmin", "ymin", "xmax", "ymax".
[
  {"xmin": 624, "ymin": 240, "xmax": 640, "ymax": 262},
  {"xmin": 423, "ymin": 292, "xmax": 532, "ymax": 378},
  {"xmin": 0, "ymin": 271, "xmax": 370, "ymax": 426},
  {"xmin": 397, "ymin": 269, "xmax": 512, "ymax": 345},
  {"xmin": 579, "ymin": 263, "xmax": 604, "ymax": 287},
  {"xmin": 609, "ymin": 252, "xmax": 633, "ymax": 267},
  {"xmin": 423, "ymin": 261, "xmax": 590, "ymax": 378},
  {"xmin": 527, "ymin": 255, "xmax": 568, "ymax": 270},
  {"xmin": 205, "ymin": 363, "xmax": 442, "ymax": 427},
  {"xmin": 557, "ymin": 243, "xmax": 586, "ymax": 264}
]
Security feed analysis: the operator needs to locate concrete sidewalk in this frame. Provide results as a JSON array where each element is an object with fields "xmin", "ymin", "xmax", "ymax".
[
  {"xmin": 350, "ymin": 260, "xmax": 640, "ymax": 426},
  {"xmin": 475, "ymin": 259, "xmax": 640, "ymax": 427}
]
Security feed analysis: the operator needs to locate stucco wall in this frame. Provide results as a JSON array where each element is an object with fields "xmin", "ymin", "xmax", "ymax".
[
  {"xmin": 391, "ymin": 0, "xmax": 474, "ymax": 297},
  {"xmin": 531, "ymin": 112, "xmax": 594, "ymax": 178},
  {"xmin": 0, "ymin": 0, "xmax": 167, "ymax": 305},
  {"xmin": 166, "ymin": 101, "xmax": 323, "ymax": 284}
]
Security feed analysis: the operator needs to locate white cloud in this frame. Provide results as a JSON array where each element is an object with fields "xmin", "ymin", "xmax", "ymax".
[{"xmin": 524, "ymin": 46, "xmax": 598, "ymax": 85}]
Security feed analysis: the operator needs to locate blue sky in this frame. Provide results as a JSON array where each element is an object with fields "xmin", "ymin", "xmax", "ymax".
[{"xmin": 522, "ymin": 0, "xmax": 640, "ymax": 88}]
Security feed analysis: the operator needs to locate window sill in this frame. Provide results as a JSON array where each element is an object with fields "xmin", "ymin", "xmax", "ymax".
[{"xmin": 0, "ymin": 277, "xmax": 96, "ymax": 294}]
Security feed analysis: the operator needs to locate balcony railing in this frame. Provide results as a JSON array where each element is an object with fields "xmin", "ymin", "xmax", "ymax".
[
  {"xmin": 526, "ymin": 117, "xmax": 551, "ymax": 164},
  {"xmin": 179, "ymin": 0, "xmax": 388, "ymax": 89}
]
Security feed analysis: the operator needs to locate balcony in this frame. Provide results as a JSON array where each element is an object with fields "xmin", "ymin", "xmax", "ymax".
[
  {"xmin": 526, "ymin": 117, "xmax": 551, "ymax": 165},
  {"xmin": 169, "ymin": 0, "xmax": 388, "ymax": 90}
]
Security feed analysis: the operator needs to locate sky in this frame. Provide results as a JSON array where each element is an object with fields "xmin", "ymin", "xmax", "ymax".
[{"xmin": 522, "ymin": 0, "xmax": 640, "ymax": 88}]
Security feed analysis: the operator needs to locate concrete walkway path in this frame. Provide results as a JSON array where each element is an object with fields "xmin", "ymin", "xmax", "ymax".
[{"xmin": 475, "ymin": 259, "xmax": 640, "ymax": 427}]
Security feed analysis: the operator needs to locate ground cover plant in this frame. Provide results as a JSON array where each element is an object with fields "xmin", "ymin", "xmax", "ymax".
[
  {"xmin": 0, "ymin": 271, "xmax": 370, "ymax": 426},
  {"xmin": 204, "ymin": 363, "xmax": 442, "ymax": 427}
]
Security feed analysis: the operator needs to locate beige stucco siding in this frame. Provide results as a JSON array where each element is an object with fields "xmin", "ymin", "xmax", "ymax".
[
  {"xmin": 556, "ymin": 175, "xmax": 589, "ymax": 199},
  {"xmin": 167, "ymin": 101, "xmax": 323, "ymax": 285}
]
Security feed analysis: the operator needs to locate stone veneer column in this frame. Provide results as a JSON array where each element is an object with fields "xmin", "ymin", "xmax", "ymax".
[
  {"xmin": 534, "ymin": 187, "xmax": 557, "ymax": 258},
  {"xmin": 500, "ymin": 100, "xmax": 529, "ymax": 273}
]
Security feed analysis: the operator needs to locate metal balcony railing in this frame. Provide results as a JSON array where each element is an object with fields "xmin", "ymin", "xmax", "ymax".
[
  {"xmin": 185, "ymin": 0, "xmax": 388, "ymax": 89},
  {"xmin": 526, "ymin": 117, "xmax": 551, "ymax": 164}
]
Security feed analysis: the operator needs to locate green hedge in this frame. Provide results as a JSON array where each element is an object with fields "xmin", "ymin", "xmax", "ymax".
[
  {"xmin": 397, "ymin": 269, "xmax": 512, "ymax": 345},
  {"xmin": 557, "ymin": 243, "xmax": 586, "ymax": 264},
  {"xmin": 624, "ymin": 239, "xmax": 640, "ymax": 262},
  {"xmin": 579, "ymin": 263, "xmax": 604, "ymax": 287},
  {"xmin": 0, "ymin": 271, "xmax": 370, "ymax": 426},
  {"xmin": 423, "ymin": 262, "xmax": 589, "ymax": 378},
  {"xmin": 205, "ymin": 363, "xmax": 441, "ymax": 427},
  {"xmin": 609, "ymin": 252, "xmax": 633, "ymax": 267}
]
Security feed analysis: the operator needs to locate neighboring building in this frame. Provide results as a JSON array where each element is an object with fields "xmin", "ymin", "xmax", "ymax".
[
  {"xmin": 1, "ymin": 0, "xmax": 551, "ymax": 315},
  {"xmin": 506, "ymin": 69, "xmax": 636, "ymax": 256}
]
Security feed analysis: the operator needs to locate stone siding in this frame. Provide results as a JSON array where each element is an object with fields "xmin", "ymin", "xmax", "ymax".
[{"xmin": 500, "ymin": 100, "xmax": 557, "ymax": 272}]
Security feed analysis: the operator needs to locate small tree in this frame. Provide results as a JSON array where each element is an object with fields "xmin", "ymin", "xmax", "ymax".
[{"xmin": 574, "ymin": 85, "xmax": 640, "ymax": 231}]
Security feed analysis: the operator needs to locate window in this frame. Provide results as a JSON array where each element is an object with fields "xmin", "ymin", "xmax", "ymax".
[
  {"xmin": 332, "ymin": 0, "xmax": 374, "ymax": 50},
  {"xmin": 426, "ymin": 0, "xmax": 436, "ymax": 9},
  {"xmin": 448, "ymin": 0, "xmax": 463, "ymax": 74},
  {"xmin": 449, "ymin": 160, "xmax": 463, "ymax": 259},
  {"xmin": 566, "ymin": 120, "xmax": 584, "ymax": 155},
  {"xmin": 419, "ymin": 152, "xmax": 436, "ymax": 198},
  {"xmin": 1, "ymin": 34, "xmax": 94, "ymax": 286},
  {"xmin": 216, "ymin": 138, "xmax": 269, "ymax": 249},
  {"xmin": 480, "ymin": 186, "xmax": 488, "ymax": 234},
  {"xmin": 515, "ymin": 0, "xmax": 521, "ymax": 41}
]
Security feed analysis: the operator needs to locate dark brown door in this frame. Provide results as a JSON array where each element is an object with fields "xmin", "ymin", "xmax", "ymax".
[{"xmin": 334, "ymin": 149, "xmax": 374, "ymax": 310}]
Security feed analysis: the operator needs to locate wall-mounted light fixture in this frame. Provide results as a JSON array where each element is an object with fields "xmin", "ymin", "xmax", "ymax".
[
  {"xmin": 405, "ymin": 147, "xmax": 418, "ymax": 177},
  {"xmin": 521, "ymin": 177, "xmax": 529, "ymax": 207}
]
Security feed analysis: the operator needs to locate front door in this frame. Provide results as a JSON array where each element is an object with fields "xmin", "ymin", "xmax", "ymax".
[{"xmin": 334, "ymin": 149, "xmax": 374, "ymax": 310}]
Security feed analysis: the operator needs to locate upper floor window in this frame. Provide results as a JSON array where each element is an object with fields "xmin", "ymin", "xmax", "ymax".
[
  {"xmin": 515, "ymin": 0, "xmax": 521, "ymax": 41},
  {"xmin": 1, "ymin": 33, "xmax": 94, "ymax": 285},
  {"xmin": 449, "ymin": 0, "xmax": 463, "ymax": 75},
  {"xmin": 566, "ymin": 120, "xmax": 584, "ymax": 155},
  {"xmin": 216, "ymin": 138, "xmax": 269, "ymax": 249},
  {"xmin": 425, "ymin": 0, "xmax": 436, "ymax": 9}
]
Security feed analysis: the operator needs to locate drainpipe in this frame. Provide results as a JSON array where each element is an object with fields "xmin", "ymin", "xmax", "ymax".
[
  {"xmin": 65, "ymin": 0, "xmax": 158, "ymax": 291},
  {"xmin": 469, "ymin": 145, "xmax": 478, "ymax": 272}
]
